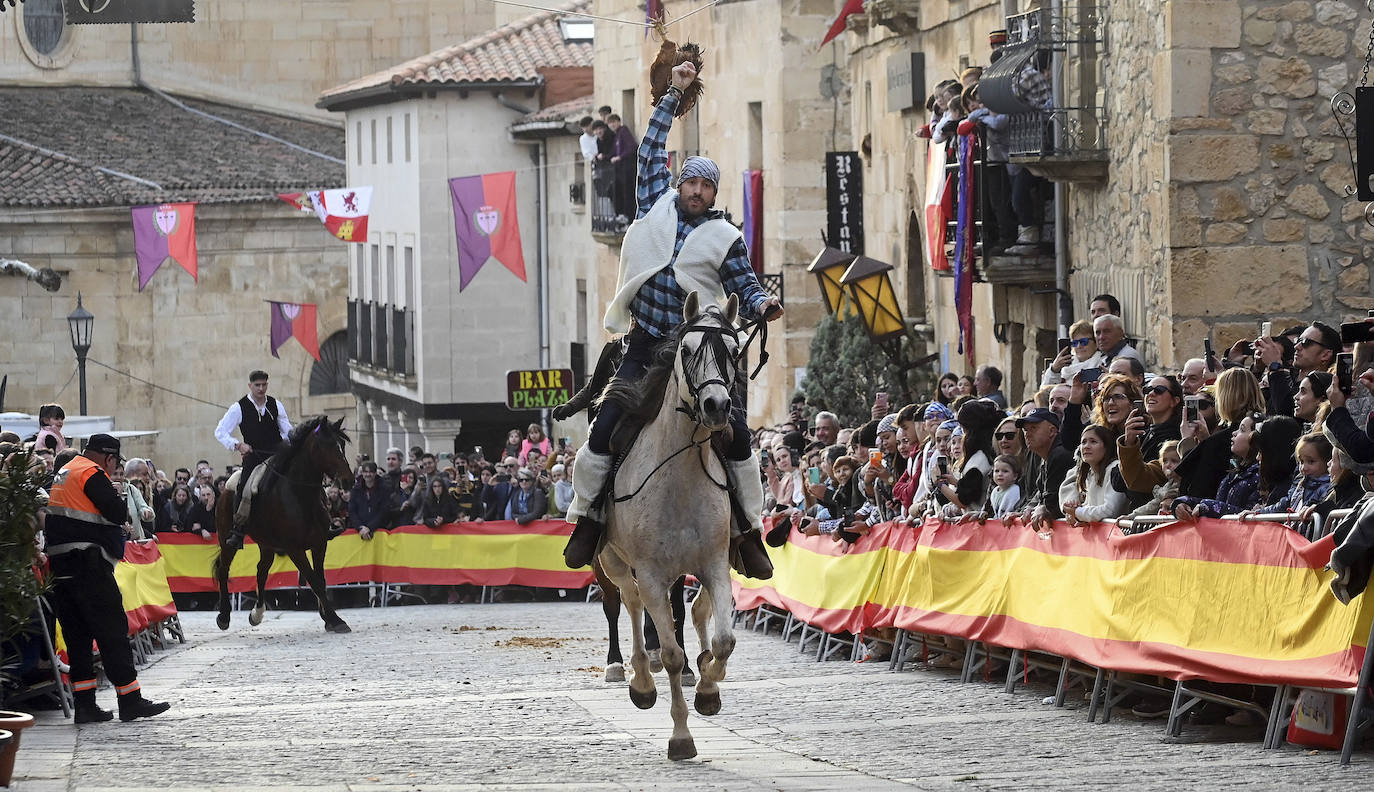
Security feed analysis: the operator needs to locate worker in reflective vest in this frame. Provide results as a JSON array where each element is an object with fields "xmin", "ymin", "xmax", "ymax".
[{"xmin": 45, "ymin": 433, "xmax": 170, "ymax": 724}]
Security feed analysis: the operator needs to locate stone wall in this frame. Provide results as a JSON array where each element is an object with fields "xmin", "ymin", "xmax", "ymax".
[
  {"xmin": 0, "ymin": 0, "xmax": 498, "ymax": 120},
  {"xmin": 0, "ymin": 205, "xmax": 351, "ymax": 470}
]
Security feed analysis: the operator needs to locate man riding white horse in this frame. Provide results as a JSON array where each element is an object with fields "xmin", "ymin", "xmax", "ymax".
[{"xmin": 563, "ymin": 60, "xmax": 781, "ymax": 579}]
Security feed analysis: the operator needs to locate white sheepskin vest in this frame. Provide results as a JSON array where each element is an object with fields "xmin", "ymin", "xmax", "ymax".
[{"xmin": 604, "ymin": 189, "xmax": 743, "ymax": 334}]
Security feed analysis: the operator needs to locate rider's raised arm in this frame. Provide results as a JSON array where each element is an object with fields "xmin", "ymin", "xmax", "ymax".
[
  {"xmin": 718, "ymin": 239, "xmax": 769, "ymax": 322},
  {"xmin": 636, "ymin": 91, "xmax": 679, "ymax": 218}
]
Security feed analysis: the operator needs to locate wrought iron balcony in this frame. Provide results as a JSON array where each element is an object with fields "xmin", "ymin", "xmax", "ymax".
[{"xmin": 347, "ymin": 298, "xmax": 416, "ymax": 380}]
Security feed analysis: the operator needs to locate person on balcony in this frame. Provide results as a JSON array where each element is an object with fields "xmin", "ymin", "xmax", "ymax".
[
  {"xmin": 561, "ymin": 61, "xmax": 784, "ymax": 580},
  {"xmin": 1005, "ymin": 49, "xmax": 1053, "ymax": 256}
]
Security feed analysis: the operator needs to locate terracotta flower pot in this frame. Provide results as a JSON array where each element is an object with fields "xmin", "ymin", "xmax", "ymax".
[{"xmin": 0, "ymin": 711, "xmax": 35, "ymax": 788}]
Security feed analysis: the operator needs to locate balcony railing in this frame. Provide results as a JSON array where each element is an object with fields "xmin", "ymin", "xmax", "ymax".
[
  {"xmin": 347, "ymin": 298, "xmax": 416, "ymax": 379},
  {"xmin": 590, "ymin": 161, "xmax": 628, "ymax": 238}
]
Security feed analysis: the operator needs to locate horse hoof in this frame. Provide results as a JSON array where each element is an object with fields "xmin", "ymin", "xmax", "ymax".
[
  {"xmin": 696, "ymin": 649, "xmax": 713, "ymax": 676},
  {"xmin": 667, "ymin": 736, "xmax": 697, "ymax": 761},
  {"xmin": 216, "ymin": 614, "xmax": 229, "ymax": 631},
  {"xmin": 679, "ymin": 666, "xmax": 696, "ymax": 687},
  {"xmin": 694, "ymin": 689, "xmax": 721, "ymax": 717},
  {"xmin": 648, "ymin": 649, "xmax": 663, "ymax": 673},
  {"xmin": 604, "ymin": 662, "xmax": 626, "ymax": 683},
  {"xmin": 629, "ymin": 685, "xmax": 657, "ymax": 710},
  {"xmin": 248, "ymin": 609, "xmax": 264, "ymax": 627},
  {"xmin": 326, "ymin": 622, "xmax": 352, "ymax": 634}
]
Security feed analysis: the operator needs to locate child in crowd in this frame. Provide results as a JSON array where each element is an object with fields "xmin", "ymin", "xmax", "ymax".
[
  {"xmin": 35, "ymin": 403, "xmax": 67, "ymax": 453},
  {"xmin": 1130, "ymin": 440, "xmax": 1183, "ymax": 518},
  {"xmin": 988, "ymin": 454, "xmax": 1022, "ymax": 519},
  {"xmin": 1255, "ymin": 433, "xmax": 1333, "ymax": 515},
  {"xmin": 1060, "ymin": 424, "xmax": 1127, "ymax": 524}
]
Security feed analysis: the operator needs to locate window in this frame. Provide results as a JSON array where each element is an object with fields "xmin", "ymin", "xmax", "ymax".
[
  {"xmin": 386, "ymin": 116, "xmax": 393, "ymax": 164},
  {"xmin": 353, "ymin": 245, "xmax": 364, "ymax": 298},
  {"xmin": 369, "ymin": 243, "xmax": 380, "ymax": 301},
  {"xmin": 403, "ymin": 246, "xmax": 415, "ymax": 309},
  {"xmin": 370, "ymin": 119, "xmax": 377, "ymax": 165},
  {"xmin": 356, "ymin": 121, "xmax": 362, "ymax": 164},
  {"xmin": 385, "ymin": 244, "xmax": 396, "ymax": 305},
  {"xmin": 309, "ymin": 331, "xmax": 352, "ymax": 395},
  {"xmin": 620, "ymin": 89, "xmax": 636, "ymax": 135},
  {"xmin": 22, "ymin": 0, "xmax": 65, "ymax": 57},
  {"xmin": 404, "ymin": 113, "xmax": 411, "ymax": 162},
  {"xmin": 559, "ymin": 19, "xmax": 594, "ymax": 42}
]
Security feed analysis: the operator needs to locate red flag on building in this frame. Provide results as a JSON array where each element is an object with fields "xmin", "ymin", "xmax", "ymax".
[
  {"xmin": 821, "ymin": 0, "xmax": 863, "ymax": 45},
  {"xmin": 741, "ymin": 169, "xmax": 764, "ymax": 274},
  {"xmin": 268, "ymin": 301, "xmax": 321, "ymax": 360},
  {"xmin": 309, "ymin": 187, "xmax": 372, "ymax": 242},
  {"xmin": 277, "ymin": 192, "xmax": 315, "ymax": 213}
]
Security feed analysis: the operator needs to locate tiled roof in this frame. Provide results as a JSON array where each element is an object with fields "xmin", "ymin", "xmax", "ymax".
[
  {"xmin": 320, "ymin": 0, "xmax": 592, "ymax": 108},
  {"xmin": 513, "ymin": 94, "xmax": 594, "ymax": 126},
  {"xmin": 0, "ymin": 87, "xmax": 344, "ymax": 209}
]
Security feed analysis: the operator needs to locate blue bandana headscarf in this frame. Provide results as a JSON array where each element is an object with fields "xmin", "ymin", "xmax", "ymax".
[
  {"xmin": 676, "ymin": 155, "xmax": 721, "ymax": 188},
  {"xmin": 925, "ymin": 403, "xmax": 955, "ymax": 421}
]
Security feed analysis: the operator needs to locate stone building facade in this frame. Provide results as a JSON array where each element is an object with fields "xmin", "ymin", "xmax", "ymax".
[
  {"xmin": 840, "ymin": 0, "xmax": 1369, "ymax": 403},
  {"xmin": 589, "ymin": 0, "xmax": 851, "ymax": 424}
]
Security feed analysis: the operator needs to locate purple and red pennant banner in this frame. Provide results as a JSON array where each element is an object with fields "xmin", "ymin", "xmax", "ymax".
[
  {"xmin": 741, "ymin": 169, "xmax": 764, "ymax": 274},
  {"xmin": 132, "ymin": 202, "xmax": 198, "ymax": 291},
  {"xmin": 448, "ymin": 171, "xmax": 527, "ymax": 291},
  {"xmin": 268, "ymin": 301, "xmax": 320, "ymax": 360}
]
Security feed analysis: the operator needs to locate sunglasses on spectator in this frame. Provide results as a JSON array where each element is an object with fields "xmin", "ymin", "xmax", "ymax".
[
  {"xmin": 1297, "ymin": 337, "xmax": 1332, "ymax": 350},
  {"xmin": 1068, "ymin": 338, "xmax": 1092, "ymax": 348},
  {"xmin": 994, "ymin": 431, "xmax": 1018, "ymax": 441},
  {"xmin": 518, "ymin": 477, "xmax": 533, "ymax": 482},
  {"xmin": 1143, "ymin": 385, "xmax": 1172, "ymax": 396}
]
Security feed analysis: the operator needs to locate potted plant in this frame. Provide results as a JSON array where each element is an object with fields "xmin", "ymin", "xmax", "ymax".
[{"xmin": 0, "ymin": 449, "xmax": 49, "ymax": 787}]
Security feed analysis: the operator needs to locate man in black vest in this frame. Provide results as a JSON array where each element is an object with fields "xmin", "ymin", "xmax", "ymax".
[{"xmin": 214, "ymin": 369, "xmax": 292, "ymax": 549}]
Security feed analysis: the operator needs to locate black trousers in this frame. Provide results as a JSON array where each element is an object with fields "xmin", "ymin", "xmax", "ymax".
[
  {"xmin": 237, "ymin": 449, "xmax": 275, "ymax": 500},
  {"xmin": 48, "ymin": 547, "xmax": 137, "ymax": 687},
  {"xmin": 587, "ymin": 327, "xmax": 751, "ymax": 461}
]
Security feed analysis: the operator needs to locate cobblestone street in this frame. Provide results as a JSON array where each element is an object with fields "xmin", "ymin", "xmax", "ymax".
[{"xmin": 11, "ymin": 600, "xmax": 1373, "ymax": 791}]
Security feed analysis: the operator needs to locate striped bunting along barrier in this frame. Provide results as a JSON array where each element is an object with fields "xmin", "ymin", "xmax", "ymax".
[
  {"xmin": 738, "ymin": 517, "xmax": 1374, "ymax": 690},
  {"xmin": 156, "ymin": 520, "xmax": 595, "ymax": 593}
]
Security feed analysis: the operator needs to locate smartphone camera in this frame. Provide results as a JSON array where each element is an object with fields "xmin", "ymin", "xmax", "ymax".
[
  {"xmin": 1338, "ymin": 352, "xmax": 1355, "ymax": 396},
  {"xmin": 1079, "ymin": 367, "xmax": 1103, "ymax": 384},
  {"xmin": 1131, "ymin": 399, "xmax": 1146, "ymax": 417},
  {"xmin": 1184, "ymin": 395, "xmax": 1200, "ymax": 423}
]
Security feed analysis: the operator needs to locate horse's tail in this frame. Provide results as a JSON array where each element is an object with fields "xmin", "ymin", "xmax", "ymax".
[{"xmin": 210, "ymin": 549, "xmax": 222, "ymax": 582}]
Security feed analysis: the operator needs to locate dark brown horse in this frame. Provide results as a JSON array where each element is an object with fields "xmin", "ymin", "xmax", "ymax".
[{"xmin": 213, "ymin": 416, "xmax": 354, "ymax": 633}]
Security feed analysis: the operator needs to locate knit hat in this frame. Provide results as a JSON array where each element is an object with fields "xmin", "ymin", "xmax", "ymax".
[
  {"xmin": 924, "ymin": 402, "xmax": 955, "ymax": 421},
  {"xmin": 676, "ymin": 155, "xmax": 720, "ymax": 188},
  {"xmin": 876, "ymin": 413, "xmax": 900, "ymax": 436}
]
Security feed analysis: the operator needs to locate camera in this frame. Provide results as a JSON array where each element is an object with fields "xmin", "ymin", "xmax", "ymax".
[
  {"xmin": 1337, "ymin": 352, "xmax": 1355, "ymax": 396},
  {"xmin": 1341, "ymin": 321, "xmax": 1374, "ymax": 344},
  {"xmin": 1184, "ymin": 395, "xmax": 1200, "ymax": 423},
  {"xmin": 1079, "ymin": 367, "xmax": 1103, "ymax": 384},
  {"xmin": 1131, "ymin": 399, "xmax": 1146, "ymax": 417}
]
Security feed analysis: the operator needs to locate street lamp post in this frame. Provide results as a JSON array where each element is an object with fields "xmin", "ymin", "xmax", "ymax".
[{"xmin": 67, "ymin": 292, "xmax": 94, "ymax": 416}]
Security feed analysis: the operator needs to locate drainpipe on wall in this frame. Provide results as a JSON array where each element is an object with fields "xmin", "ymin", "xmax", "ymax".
[{"xmin": 504, "ymin": 94, "xmax": 550, "ymax": 430}]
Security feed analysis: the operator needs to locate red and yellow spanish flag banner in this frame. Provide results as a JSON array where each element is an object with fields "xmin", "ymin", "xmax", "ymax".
[
  {"xmin": 157, "ymin": 521, "xmax": 593, "ymax": 593},
  {"xmin": 867, "ymin": 517, "xmax": 1374, "ymax": 689},
  {"xmin": 113, "ymin": 541, "xmax": 177, "ymax": 635},
  {"xmin": 732, "ymin": 516, "xmax": 892, "ymax": 634}
]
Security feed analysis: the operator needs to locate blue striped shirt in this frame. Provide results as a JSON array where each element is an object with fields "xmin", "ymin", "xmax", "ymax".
[{"xmin": 627, "ymin": 92, "xmax": 769, "ymax": 339}]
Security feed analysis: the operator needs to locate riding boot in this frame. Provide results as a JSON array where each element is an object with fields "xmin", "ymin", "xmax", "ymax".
[
  {"xmin": 73, "ymin": 684, "xmax": 113, "ymax": 724},
  {"xmin": 116, "ymin": 683, "xmax": 170, "ymax": 722},
  {"xmin": 226, "ymin": 475, "xmax": 251, "ymax": 550},
  {"xmin": 564, "ymin": 449, "xmax": 613, "ymax": 569},
  {"xmin": 724, "ymin": 458, "xmax": 774, "ymax": 580}
]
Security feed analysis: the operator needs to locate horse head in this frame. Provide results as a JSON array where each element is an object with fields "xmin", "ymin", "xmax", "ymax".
[
  {"xmin": 304, "ymin": 416, "xmax": 354, "ymax": 488},
  {"xmin": 675, "ymin": 291, "xmax": 741, "ymax": 432}
]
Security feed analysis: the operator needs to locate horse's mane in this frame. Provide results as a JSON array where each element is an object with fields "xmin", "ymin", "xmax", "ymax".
[
  {"xmin": 597, "ymin": 308, "xmax": 739, "ymax": 426},
  {"xmin": 272, "ymin": 415, "xmax": 349, "ymax": 473}
]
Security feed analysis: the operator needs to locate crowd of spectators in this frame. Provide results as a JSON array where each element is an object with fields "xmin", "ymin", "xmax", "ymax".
[
  {"xmin": 917, "ymin": 31, "xmax": 1054, "ymax": 257},
  {"xmin": 579, "ymin": 104, "xmax": 639, "ymax": 232}
]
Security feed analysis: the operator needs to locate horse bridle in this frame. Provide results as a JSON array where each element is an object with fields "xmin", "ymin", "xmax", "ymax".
[{"xmin": 677, "ymin": 316, "xmax": 743, "ymax": 424}]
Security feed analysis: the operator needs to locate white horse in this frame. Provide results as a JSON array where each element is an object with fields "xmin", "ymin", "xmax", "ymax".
[{"xmin": 595, "ymin": 292, "xmax": 743, "ymax": 761}]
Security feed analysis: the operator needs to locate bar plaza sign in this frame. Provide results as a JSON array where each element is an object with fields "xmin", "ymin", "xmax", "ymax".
[
  {"xmin": 62, "ymin": 0, "xmax": 196, "ymax": 23},
  {"xmin": 505, "ymin": 368, "xmax": 574, "ymax": 410}
]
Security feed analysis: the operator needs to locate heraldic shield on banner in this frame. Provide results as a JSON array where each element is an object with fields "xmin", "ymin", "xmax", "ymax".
[
  {"xmin": 268, "ymin": 301, "xmax": 321, "ymax": 360},
  {"xmin": 308, "ymin": 187, "xmax": 372, "ymax": 242},
  {"xmin": 132, "ymin": 202, "xmax": 198, "ymax": 291},
  {"xmin": 448, "ymin": 171, "xmax": 527, "ymax": 291}
]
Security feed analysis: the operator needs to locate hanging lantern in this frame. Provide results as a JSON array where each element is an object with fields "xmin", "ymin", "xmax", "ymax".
[
  {"xmin": 807, "ymin": 246, "xmax": 856, "ymax": 318},
  {"xmin": 840, "ymin": 255, "xmax": 905, "ymax": 340}
]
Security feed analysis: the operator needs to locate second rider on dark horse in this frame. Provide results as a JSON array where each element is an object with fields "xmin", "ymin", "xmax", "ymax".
[{"xmin": 562, "ymin": 60, "xmax": 781, "ymax": 579}]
